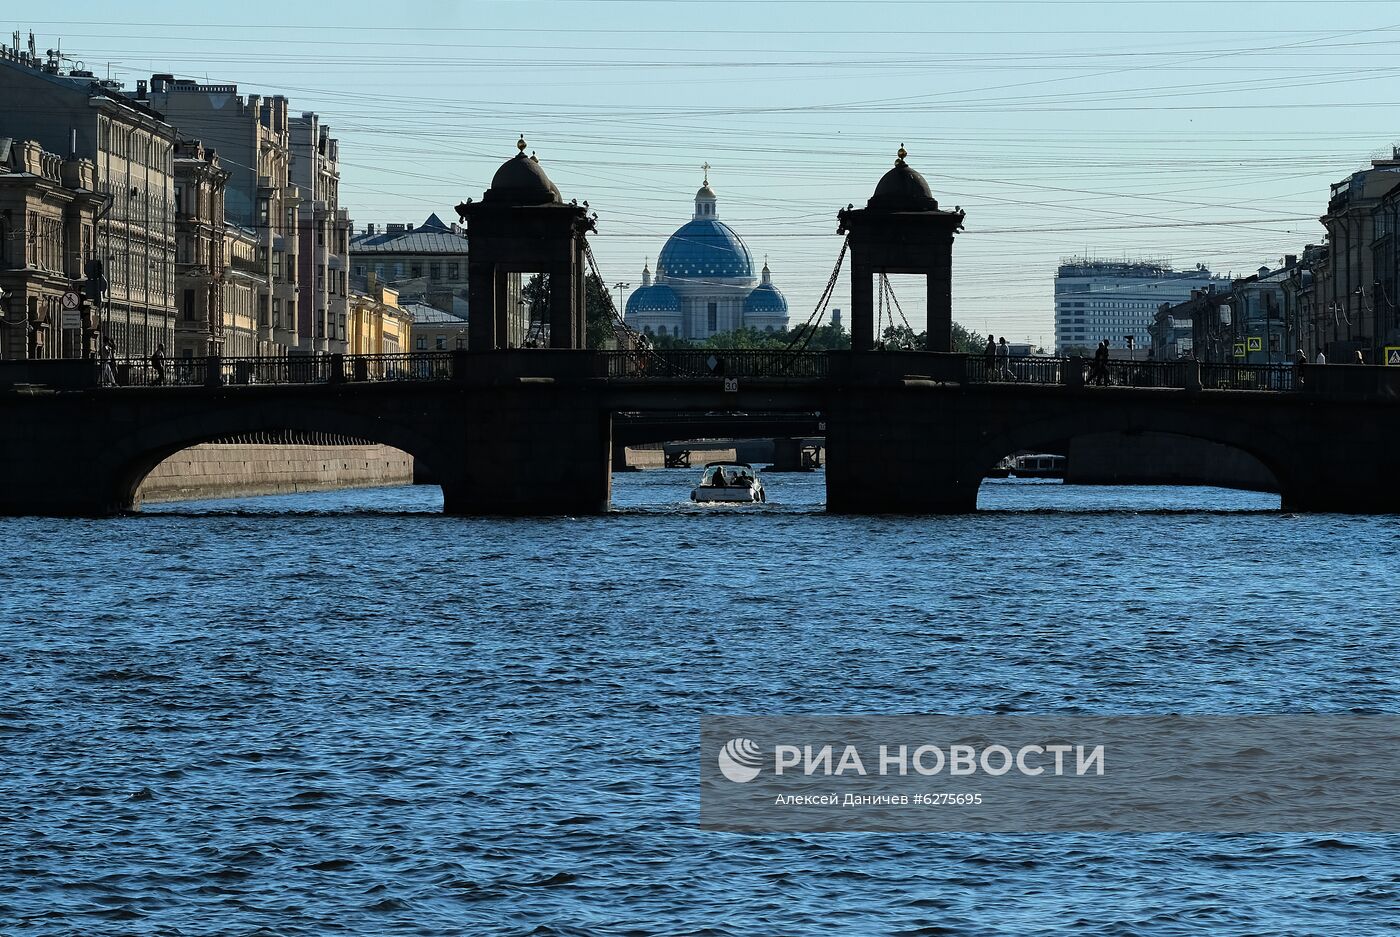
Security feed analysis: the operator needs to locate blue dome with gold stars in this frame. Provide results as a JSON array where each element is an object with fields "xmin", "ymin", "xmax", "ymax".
[{"xmin": 657, "ymin": 181, "xmax": 754, "ymax": 282}]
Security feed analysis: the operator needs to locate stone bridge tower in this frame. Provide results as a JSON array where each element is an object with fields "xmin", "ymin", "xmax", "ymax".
[
  {"xmin": 838, "ymin": 146, "xmax": 965, "ymax": 352},
  {"xmin": 456, "ymin": 138, "xmax": 595, "ymax": 349}
]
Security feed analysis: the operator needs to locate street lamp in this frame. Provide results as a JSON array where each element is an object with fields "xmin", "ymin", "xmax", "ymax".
[{"xmin": 613, "ymin": 281, "xmax": 631, "ymax": 318}]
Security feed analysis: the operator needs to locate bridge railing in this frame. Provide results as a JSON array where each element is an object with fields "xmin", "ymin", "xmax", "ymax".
[
  {"xmin": 1201, "ymin": 362, "xmax": 1296, "ymax": 392},
  {"xmin": 220, "ymin": 356, "xmax": 337, "ymax": 386},
  {"xmin": 599, "ymin": 349, "xmax": 830, "ymax": 379},
  {"xmin": 340, "ymin": 352, "xmax": 454, "ymax": 383},
  {"xmin": 966, "ymin": 355, "xmax": 1066, "ymax": 385}
]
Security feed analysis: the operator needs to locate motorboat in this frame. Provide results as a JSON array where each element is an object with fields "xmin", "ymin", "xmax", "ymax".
[
  {"xmin": 691, "ymin": 461, "xmax": 766, "ymax": 503},
  {"xmin": 1010, "ymin": 453, "xmax": 1067, "ymax": 479}
]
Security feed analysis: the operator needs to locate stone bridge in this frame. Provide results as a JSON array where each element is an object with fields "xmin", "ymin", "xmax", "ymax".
[{"xmin": 2, "ymin": 350, "xmax": 1397, "ymax": 516}]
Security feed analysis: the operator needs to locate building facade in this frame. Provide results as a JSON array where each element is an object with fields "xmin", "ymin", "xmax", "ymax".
[
  {"xmin": 406, "ymin": 301, "xmax": 469, "ymax": 351},
  {"xmin": 0, "ymin": 139, "xmax": 102, "ymax": 359},
  {"xmin": 290, "ymin": 113, "xmax": 350, "ymax": 355},
  {"xmin": 1312, "ymin": 153, "xmax": 1400, "ymax": 363},
  {"xmin": 147, "ymin": 75, "xmax": 298, "ymax": 354},
  {"xmin": 349, "ymin": 213, "xmax": 470, "ymax": 317},
  {"xmin": 348, "ymin": 273, "xmax": 412, "ymax": 355},
  {"xmin": 0, "ymin": 43, "xmax": 177, "ymax": 358},
  {"xmin": 1054, "ymin": 259, "xmax": 1229, "ymax": 355},
  {"xmin": 624, "ymin": 176, "xmax": 789, "ymax": 338}
]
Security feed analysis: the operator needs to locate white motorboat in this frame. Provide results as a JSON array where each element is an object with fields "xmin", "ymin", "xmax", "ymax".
[{"xmin": 691, "ymin": 461, "xmax": 766, "ymax": 503}]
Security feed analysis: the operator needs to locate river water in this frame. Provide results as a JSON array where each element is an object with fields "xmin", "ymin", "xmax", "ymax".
[{"xmin": 4, "ymin": 472, "xmax": 1399, "ymax": 935}]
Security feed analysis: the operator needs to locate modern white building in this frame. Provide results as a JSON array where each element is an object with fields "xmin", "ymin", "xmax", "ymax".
[
  {"xmin": 1054, "ymin": 258, "xmax": 1228, "ymax": 354},
  {"xmin": 624, "ymin": 175, "xmax": 789, "ymax": 338}
]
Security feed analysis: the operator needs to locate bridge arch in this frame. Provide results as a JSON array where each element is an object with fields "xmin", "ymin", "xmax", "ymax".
[
  {"xmin": 961, "ymin": 402, "xmax": 1294, "ymax": 501},
  {"xmin": 101, "ymin": 396, "xmax": 451, "ymax": 512}
]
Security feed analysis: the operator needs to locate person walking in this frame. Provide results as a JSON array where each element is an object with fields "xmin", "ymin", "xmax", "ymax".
[
  {"xmin": 996, "ymin": 336, "xmax": 1012, "ymax": 381},
  {"xmin": 1355, "ymin": 350, "xmax": 1366, "ymax": 365},
  {"xmin": 1293, "ymin": 348, "xmax": 1307, "ymax": 390},
  {"xmin": 1092, "ymin": 340, "xmax": 1111, "ymax": 386},
  {"xmin": 150, "ymin": 343, "xmax": 167, "ymax": 385},
  {"xmin": 984, "ymin": 335, "xmax": 996, "ymax": 380},
  {"xmin": 99, "ymin": 337, "xmax": 117, "ymax": 386}
]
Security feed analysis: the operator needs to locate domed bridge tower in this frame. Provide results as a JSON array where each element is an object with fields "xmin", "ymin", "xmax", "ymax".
[
  {"xmin": 837, "ymin": 146, "xmax": 965, "ymax": 352},
  {"xmin": 456, "ymin": 138, "xmax": 596, "ymax": 349}
]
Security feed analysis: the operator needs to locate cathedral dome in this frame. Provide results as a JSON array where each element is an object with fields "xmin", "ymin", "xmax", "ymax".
[
  {"xmin": 743, "ymin": 262, "xmax": 788, "ymax": 315},
  {"xmin": 484, "ymin": 136, "xmax": 561, "ymax": 205},
  {"xmin": 657, "ymin": 175, "xmax": 754, "ymax": 281},
  {"xmin": 625, "ymin": 261, "xmax": 681, "ymax": 318},
  {"xmin": 658, "ymin": 219, "xmax": 754, "ymax": 280}
]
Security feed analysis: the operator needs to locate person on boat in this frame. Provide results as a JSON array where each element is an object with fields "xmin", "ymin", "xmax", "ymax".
[{"xmin": 710, "ymin": 467, "xmax": 726, "ymax": 487}]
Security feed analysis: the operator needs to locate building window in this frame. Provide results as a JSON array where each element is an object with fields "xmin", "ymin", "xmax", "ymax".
[
  {"xmin": 429, "ymin": 263, "xmax": 441, "ymax": 281},
  {"xmin": 435, "ymin": 335, "xmax": 446, "ymax": 350},
  {"xmin": 448, "ymin": 262, "xmax": 459, "ymax": 279},
  {"xmin": 707, "ymin": 302, "xmax": 718, "ymax": 332},
  {"xmin": 416, "ymin": 335, "xmax": 427, "ymax": 350},
  {"xmin": 183, "ymin": 288, "xmax": 196, "ymax": 321},
  {"xmin": 411, "ymin": 264, "xmax": 422, "ymax": 278},
  {"xmin": 456, "ymin": 336, "xmax": 466, "ymax": 349}
]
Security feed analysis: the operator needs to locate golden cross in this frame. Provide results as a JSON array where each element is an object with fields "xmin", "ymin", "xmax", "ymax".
[{"xmin": 702, "ymin": 161, "xmax": 711, "ymax": 184}]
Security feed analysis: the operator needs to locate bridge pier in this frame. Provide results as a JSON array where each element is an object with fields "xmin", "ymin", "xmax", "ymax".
[
  {"xmin": 825, "ymin": 384, "xmax": 977, "ymax": 514},
  {"xmin": 437, "ymin": 386, "xmax": 612, "ymax": 516}
]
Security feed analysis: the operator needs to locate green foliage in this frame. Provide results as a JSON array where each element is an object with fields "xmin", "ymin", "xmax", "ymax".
[
  {"xmin": 951, "ymin": 321, "xmax": 986, "ymax": 355},
  {"xmin": 585, "ymin": 273, "xmax": 614, "ymax": 349},
  {"xmin": 520, "ymin": 271, "xmax": 618, "ymax": 349}
]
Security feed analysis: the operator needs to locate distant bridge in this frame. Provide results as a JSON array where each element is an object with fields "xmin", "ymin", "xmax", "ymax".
[{"xmin": 1, "ymin": 349, "xmax": 1397, "ymax": 515}]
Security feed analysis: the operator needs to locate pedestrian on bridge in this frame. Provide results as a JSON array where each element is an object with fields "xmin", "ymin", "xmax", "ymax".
[
  {"xmin": 1091, "ymin": 340, "xmax": 1111, "ymax": 386},
  {"xmin": 996, "ymin": 336, "xmax": 1013, "ymax": 381},
  {"xmin": 151, "ymin": 343, "xmax": 167, "ymax": 386}
]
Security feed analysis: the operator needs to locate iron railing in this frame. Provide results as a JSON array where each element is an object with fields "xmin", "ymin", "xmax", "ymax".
[
  {"xmin": 1201, "ymin": 363, "xmax": 1296, "ymax": 392},
  {"xmin": 600, "ymin": 349, "xmax": 830, "ymax": 379},
  {"xmin": 341, "ymin": 353, "xmax": 454, "ymax": 383},
  {"xmin": 9, "ymin": 350, "xmax": 1322, "ymax": 394},
  {"xmin": 967, "ymin": 355, "xmax": 1066, "ymax": 385}
]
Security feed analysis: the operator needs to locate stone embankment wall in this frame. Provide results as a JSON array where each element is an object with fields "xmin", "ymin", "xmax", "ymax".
[{"xmin": 139, "ymin": 439, "xmax": 414, "ymax": 503}]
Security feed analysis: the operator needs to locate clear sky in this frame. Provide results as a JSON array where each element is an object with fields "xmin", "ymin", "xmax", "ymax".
[{"xmin": 19, "ymin": 1, "xmax": 1400, "ymax": 343}]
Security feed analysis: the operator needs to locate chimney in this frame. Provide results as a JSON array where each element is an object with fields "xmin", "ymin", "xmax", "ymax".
[
  {"xmin": 366, "ymin": 223, "xmax": 375, "ymax": 235},
  {"xmin": 1285, "ymin": 254, "xmax": 1298, "ymax": 267},
  {"xmin": 136, "ymin": 78, "xmax": 147, "ymax": 99}
]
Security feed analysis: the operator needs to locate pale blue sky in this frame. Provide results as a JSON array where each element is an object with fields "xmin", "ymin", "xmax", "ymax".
[{"xmin": 20, "ymin": 1, "xmax": 1400, "ymax": 342}]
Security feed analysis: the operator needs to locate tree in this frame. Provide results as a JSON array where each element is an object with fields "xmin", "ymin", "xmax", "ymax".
[
  {"xmin": 519, "ymin": 272, "xmax": 616, "ymax": 348},
  {"xmin": 585, "ymin": 272, "xmax": 614, "ymax": 349},
  {"xmin": 951, "ymin": 321, "xmax": 986, "ymax": 355}
]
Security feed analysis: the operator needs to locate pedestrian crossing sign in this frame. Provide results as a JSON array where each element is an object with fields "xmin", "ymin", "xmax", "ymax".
[
  {"xmin": 1247, "ymin": 336, "xmax": 1263, "ymax": 352},
  {"xmin": 1233, "ymin": 342, "xmax": 1246, "ymax": 358},
  {"xmin": 1386, "ymin": 346, "xmax": 1400, "ymax": 366}
]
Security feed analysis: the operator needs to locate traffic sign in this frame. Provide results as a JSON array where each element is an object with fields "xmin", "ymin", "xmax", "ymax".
[
  {"xmin": 1233, "ymin": 342, "xmax": 1246, "ymax": 358},
  {"xmin": 61, "ymin": 309, "xmax": 81, "ymax": 330},
  {"xmin": 1386, "ymin": 346, "xmax": 1400, "ymax": 367},
  {"xmin": 1247, "ymin": 336, "xmax": 1263, "ymax": 352},
  {"xmin": 60, "ymin": 291, "xmax": 81, "ymax": 310}
]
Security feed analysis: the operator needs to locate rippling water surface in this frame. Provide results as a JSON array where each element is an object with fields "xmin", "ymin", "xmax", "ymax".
[{"xmin": 4, "ymin": 471, "xmax": 1399, "ymax": 935}]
